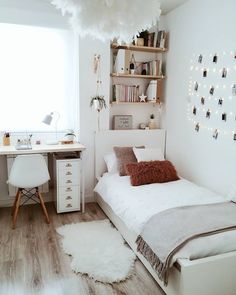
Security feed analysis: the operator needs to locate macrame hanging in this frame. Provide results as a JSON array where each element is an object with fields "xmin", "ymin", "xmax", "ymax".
[
  {"xmin": 92, "ymin": 54, "xmax": 106, "ymax": 131},
  {"xmin": 94, "ymin": 54, "xmax": 103, "ymax": 96},
  {"xmin": 51, "ymin": 0, "xmax": 161, "ymax": 43}
]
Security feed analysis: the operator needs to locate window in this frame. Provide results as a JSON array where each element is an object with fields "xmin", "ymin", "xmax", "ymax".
[{"xmin": 0, "ymin": 23, "xmax": 79, "ymax": 131}]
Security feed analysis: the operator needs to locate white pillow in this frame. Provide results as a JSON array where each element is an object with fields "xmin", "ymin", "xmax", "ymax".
[
  {"xmin": 133, "ymin": 147, "xmax": 165, "ymax": 162},
  {"xmin": 103, "ymin": 152, "xmax": 118, "ymax": 174}
]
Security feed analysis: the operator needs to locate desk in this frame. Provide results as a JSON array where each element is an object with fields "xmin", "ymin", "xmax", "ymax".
[
  {"xmin": 0, "ymin": 143, "xmax": 86, "ymax": 156},
  {"xmin": 0, "ymin": 143, "xmax": 86, "ymax": 212}
]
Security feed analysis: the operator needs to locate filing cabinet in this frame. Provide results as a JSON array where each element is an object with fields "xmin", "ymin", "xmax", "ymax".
[{"xmin": 53, "ymin": 155, "xmax": 81, "ymax": 213}]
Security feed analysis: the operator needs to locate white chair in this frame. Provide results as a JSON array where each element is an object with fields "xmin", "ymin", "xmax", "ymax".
[{"xmin": 8, "ymin": 154, "xmax": 50, "ymax": 229}]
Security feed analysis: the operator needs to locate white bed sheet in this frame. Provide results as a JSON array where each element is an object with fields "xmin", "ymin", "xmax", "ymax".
[{"xmin": 94, "ymin": 173, "xmax": 236, "ymax": 262}]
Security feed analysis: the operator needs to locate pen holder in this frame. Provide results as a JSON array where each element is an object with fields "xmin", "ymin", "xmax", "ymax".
[{"xmin": 3, "ymin": 136, "xmax": 10, "ymax": 146}]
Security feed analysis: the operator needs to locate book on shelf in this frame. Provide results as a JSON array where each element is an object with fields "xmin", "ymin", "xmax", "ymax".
[
  {"xmin": 113, "ymin": 84, "xmax": 140, "ymax": 103},
  {"xmin": 136, "ymin": 60, "xmax": 162, "ymax": 76},
  {"xmin": 147, "ymin": 32, "xmax": 155, "ymax": 47},
  {"xmin": 156, "ymin": 30, "xmax": 167, "ymax": 48},
  {"xmin": 153, "ymin": 31, "xmax": 158, "ymax": 49}
]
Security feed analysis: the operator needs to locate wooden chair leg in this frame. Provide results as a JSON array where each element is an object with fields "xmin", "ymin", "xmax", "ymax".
[
  {"xmin": 37, "ymin": 191, "xmax": 50, "ymax": 224},
  {"xmin": 11, "ymin": 189, "xmax": 20, "ymax": 216},
  {"xmin": 12, "ymin": 190, "xmax": 22, "ymax": 229}
]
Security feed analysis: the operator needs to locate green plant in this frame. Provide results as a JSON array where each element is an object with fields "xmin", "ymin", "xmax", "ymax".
[
  {"xmin": 150, "ymin": 114, "xmax": 155, "ymax": 119},
  {"xmin": 138, "ymin": 30, "xmax": 149, "ymax": 39},
  {"xmin": 90, "ymin": 95, "xmax": 107, "ymax": 110},
  {"xmin": 65, "ymin": 129, "xmax": 75, "ymax": 137}
]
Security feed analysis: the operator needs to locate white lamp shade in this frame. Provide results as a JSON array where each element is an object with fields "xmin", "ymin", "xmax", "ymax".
[{"xmin": 42, "ymin": 114, "xmax": 53, "ymax": 125}]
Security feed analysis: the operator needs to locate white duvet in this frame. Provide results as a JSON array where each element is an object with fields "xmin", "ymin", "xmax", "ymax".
[{"xmin": 94, "ymin": 173, "xmax": 236, "ymax": 262}]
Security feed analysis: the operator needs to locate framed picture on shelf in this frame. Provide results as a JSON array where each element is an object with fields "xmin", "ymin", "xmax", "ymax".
[{"xmin": 113, "ymin": 115, "xmax": 133, "ymax": 130}]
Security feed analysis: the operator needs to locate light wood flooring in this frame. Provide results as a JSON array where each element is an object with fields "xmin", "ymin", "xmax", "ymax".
[{"xmin": 0, "ymin": 202, "xmax": 165, "ymax": 295}]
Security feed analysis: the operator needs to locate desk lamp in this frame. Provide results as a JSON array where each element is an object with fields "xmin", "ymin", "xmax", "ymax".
[{"xmin": 42, "ymin": 111, "xmax": 60, "ymax": 145}]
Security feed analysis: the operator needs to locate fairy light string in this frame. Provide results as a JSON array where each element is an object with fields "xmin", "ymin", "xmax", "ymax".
[{"xmin": 187, "ymin": 50, "xmax": 236, "ymax": 140}]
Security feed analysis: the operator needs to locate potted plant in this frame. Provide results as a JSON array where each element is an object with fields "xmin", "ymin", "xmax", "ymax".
[
  {"xmin": 64, "ymin": 129, "xmax": 76, "ymax": 141},
  {"xmin": 90, "ymin": 95, "xmax": 107, "ymax": 131},
  {"xmin": 90, "ymin": 95, "xmax": 107, "ymax": 111},
  {"xmin": 148, "ymin": 113, "xmax": 157, "ymax": 129},
  {"xmin": 137, "ymin": 30, "xmax": 149, "ymax": 46}
]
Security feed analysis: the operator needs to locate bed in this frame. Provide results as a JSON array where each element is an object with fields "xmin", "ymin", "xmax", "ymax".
[{"xmin": 94, "ymin": 130, "xmax": 236, "ymax": 295}]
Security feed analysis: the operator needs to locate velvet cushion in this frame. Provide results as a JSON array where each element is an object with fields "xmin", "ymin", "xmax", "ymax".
[
  {"xmin": 125, "ymin": 160, "xmax": 179, "ymax": 186},
  {"xmin": 113, "ymin": 146, "xmax": 144, "ymax": 176}
]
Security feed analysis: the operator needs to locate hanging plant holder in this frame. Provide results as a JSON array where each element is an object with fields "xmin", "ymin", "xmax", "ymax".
[{"xmin": 90, "ymin": 55, "xmax": 107, "ymax": 130}]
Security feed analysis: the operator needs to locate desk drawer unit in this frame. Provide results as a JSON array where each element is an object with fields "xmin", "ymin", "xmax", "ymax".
[{"xmin": 54, "ymin": 157, "xmax": 81, "ymax": 213}]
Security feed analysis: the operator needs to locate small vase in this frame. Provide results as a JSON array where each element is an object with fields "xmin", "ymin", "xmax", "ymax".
[
  {"xmin": 136, "ymin": 38, "xmax": 144, "ymax": 46},
  {"xmin": 148, "ymin": 119, "xmax": 157, "ymax": 129}
]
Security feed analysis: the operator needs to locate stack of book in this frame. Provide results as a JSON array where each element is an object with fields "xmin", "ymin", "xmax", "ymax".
[
  {"xmin": 136, "ymin": 30, "xmax": 167, "ymax": 48},
  {"xmin": 113, "ymin": 84, "xmax": 140, "ymax": 102},
  {"xmin": 138, "ymin": 60, "xmax": 162, "ymax": 76}
]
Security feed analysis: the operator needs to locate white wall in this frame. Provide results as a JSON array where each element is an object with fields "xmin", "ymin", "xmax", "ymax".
[
  {"xmin": 164, "ymin": 0, "xmax": 236, "ymax": 196},
  {"xmin": 78, "ymin": 37, "xmax": 110, "ymax": 200},
  {"xmin": 0, "ymin": 0, "xmax": 68, "ymax": 28}
]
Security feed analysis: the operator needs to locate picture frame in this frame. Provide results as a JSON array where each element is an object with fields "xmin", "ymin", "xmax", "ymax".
[{"xmin": 113, "ymin": 115, "xmax": 133, "ymax": 130}]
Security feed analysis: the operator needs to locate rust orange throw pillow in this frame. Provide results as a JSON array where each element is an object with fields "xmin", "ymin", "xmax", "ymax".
[{"xmin": 125, "ymin": 160, "xmax": 179, "ymax": 186}]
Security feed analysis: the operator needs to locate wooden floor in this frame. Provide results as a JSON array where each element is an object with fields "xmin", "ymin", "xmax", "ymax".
[{"xmin": 0, "ymin": 202, "xmax": 165, "ymax": 295}]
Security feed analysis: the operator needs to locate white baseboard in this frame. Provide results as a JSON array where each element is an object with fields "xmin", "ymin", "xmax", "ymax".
[
  {"xmin": 85, "ymin": 194, "xmax": 95, "ymax": 203},
  {"xmin": 0, "ymin": 192, "xmax": 53, "ymax": 207},
  {"xmin": 0, "ymin": 192, "xmax": 95, "ymax": 207}
]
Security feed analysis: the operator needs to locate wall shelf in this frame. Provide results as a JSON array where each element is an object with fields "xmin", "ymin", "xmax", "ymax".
[
  {"xmin": 111, "ymin": 73, "xmax": 166, "ymax": 80},
  {"xmin": 111, "ymin": 101, "xmax": 160, "ymax": 105},
  {"xmin": 111, "ymin": 43, "xmax": 167, "ymax": 53}
]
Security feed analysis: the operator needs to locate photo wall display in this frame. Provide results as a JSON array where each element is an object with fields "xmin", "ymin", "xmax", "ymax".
[{"xmin": 187, "ymin": 50, "xmax": 236, "ymax": 141}]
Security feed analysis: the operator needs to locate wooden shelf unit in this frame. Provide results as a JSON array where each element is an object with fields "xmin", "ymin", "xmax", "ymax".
[
  {"xmin": 111, "ymin": 73, "xmax": 166, "ymax": 80},
  {"xmin": 111, "ymin": 101, "xmax": 160, "ymax": 105},
  {"xmin": 110, "ymin": 41, "xmax": 166, "ymax": 108},
  {"xmin": 111, "ymin": 43, "xmax": 167, "ymax": 53}
]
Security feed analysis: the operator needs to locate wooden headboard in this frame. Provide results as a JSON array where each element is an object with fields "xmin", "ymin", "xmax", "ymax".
[{"xmin": 95, "ymin": 130, "xmax": 166, "ymax": 179}]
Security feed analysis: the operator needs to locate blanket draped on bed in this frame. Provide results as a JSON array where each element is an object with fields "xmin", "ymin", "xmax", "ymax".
[{"xmin": 136, "ymin": 201, "xmax": 236, "ymax": 286}]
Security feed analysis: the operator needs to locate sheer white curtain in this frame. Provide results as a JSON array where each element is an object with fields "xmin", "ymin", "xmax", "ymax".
[{"xmin": 0, "ymin": 23, "xmax": 79, "ymax": 132}]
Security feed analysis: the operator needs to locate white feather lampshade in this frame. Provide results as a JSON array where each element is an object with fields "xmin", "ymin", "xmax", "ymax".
[{"xmin": 51, "ymin": 0, "xmax": 161, "ymax": 43}]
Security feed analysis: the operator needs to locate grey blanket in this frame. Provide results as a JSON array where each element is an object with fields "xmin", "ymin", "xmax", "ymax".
[{"xmin": 136, "ymin": 201, "xmax": 236, "ymax": 286}]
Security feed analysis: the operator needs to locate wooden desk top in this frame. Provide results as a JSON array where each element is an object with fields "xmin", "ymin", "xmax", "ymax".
[{"xmin": 0, "ymin": 143, "xmax": 86, "ymax": 155}]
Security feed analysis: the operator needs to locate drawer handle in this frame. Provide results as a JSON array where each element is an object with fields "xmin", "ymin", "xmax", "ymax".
[
  {"xmin": 66, "ymin": 180, "xmax": 72, "ymax": 184},
  {"xmin": 66, "ymin": 203, "xmax": 72, "ymax": 208},
  {"xmin": 66, "ymin": 196, "xmax": 72, "ymax": 200},
  {"xmin": 66, "ymin": 171, "xmax": 72, "ymax": 176},
  {"xmin": 66, "ymin": 163, "xmax": 72, "ymax": 167},
  {"xmin": 66, "ymin": 188, "xmax": 72, "ymax": 192}
]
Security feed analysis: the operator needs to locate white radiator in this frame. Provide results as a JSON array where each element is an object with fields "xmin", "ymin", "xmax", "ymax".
[{"xmin": 7, "ymin": 154, "xmax": 49, "ymax": 196}]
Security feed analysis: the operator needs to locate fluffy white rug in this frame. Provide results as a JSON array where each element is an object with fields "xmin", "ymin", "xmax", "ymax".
[{"xmin": 57, "ymin": 219, "xmax": 136, "ymax": 283}]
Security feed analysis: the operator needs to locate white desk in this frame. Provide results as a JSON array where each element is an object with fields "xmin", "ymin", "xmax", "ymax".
[
  {"xmin": 0, "ymin": 143, "xmax": 85, "ymax": 155},
  {"xmin": 0, "ymin": 143, "xmax": 86, "ymax": 212}
]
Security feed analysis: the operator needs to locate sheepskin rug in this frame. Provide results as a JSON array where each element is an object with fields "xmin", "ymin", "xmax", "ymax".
[{"xmin": 57, "ymin": 219, "xmax": 136, "ymax": 283}]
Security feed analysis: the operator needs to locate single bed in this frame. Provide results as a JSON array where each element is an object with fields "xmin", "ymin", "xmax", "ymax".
[{"xmin": 94, "ymin": 130, "xmax": 236, "ymax": 295}]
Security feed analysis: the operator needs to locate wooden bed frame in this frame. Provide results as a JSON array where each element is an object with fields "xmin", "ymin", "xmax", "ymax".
[{"xmin": 95, "ymin": 130, "xmax": 236, "ymax": 295}]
